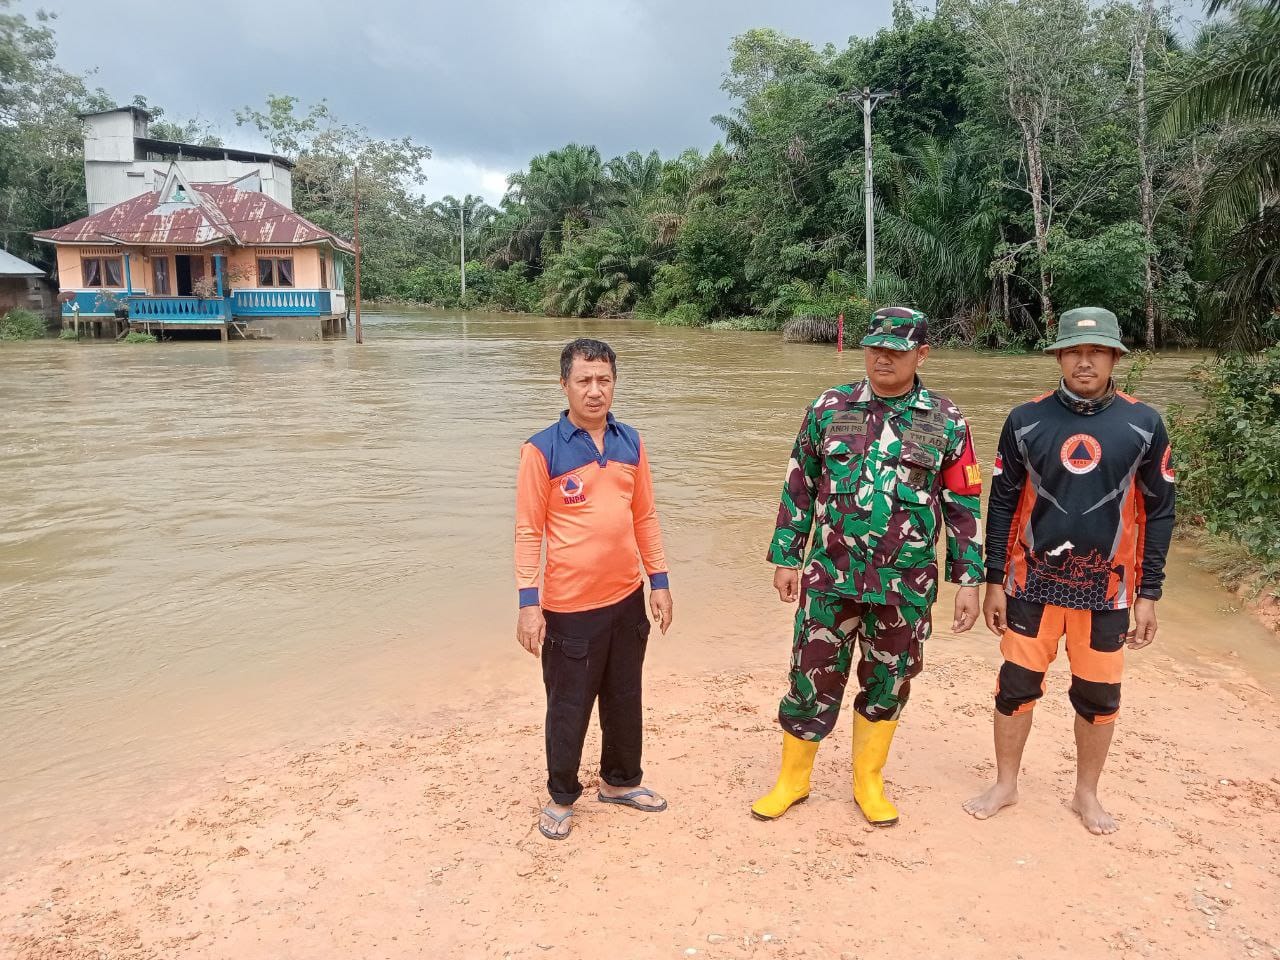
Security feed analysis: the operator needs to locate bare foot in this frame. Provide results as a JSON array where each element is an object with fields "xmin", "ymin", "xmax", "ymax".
[
  {"xmin": 598, "ymin": 783, "xmax": 666, "ymax": 810},
  {"xmin": 1070, "ymin": 790, "xmax": 1117, "ymax": 835},
  {"xmin": 962, "ymin": 782, "xmax": 1019, "ymax": 820}
]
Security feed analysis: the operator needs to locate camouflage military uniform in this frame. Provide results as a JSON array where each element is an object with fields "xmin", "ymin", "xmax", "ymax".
[{"xmin": 767, "ymin": 375, "xmax": 984, "ymax": 738}]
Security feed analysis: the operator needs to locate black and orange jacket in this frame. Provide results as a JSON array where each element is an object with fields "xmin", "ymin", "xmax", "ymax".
[{"xmin": 984, "ymin": 385, "xmax": 1175, "ymax": 611}]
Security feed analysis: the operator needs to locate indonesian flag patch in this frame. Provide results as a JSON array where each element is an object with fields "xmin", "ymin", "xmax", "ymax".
[{"xmin": 993, "ymin": 452, "xmax": 1004, "ymax": 477}]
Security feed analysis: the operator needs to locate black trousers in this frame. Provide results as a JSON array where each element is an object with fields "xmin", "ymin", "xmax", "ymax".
[{"xmin": 541, "ymin": 587, "xmax": 650, "ymax": 806}]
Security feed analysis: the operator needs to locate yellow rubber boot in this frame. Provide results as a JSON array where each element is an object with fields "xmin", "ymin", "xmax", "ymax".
[
  {"xmin": 852, "ymin": 715, "xmax": 900, "ymax": 827},
  {"xmin": 751, "ymin": 732, "xmax": 819, "ymax": 821}
]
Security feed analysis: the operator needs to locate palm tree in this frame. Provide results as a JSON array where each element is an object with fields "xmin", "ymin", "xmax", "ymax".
[
  {"xmin": 875, "ymin": 138, "xmax": 1000, "ymax": 327},
  {"xmin": 505, "ymin": 144, "xmax": 612, "ymax": 257},
  {"xmin": 540, "ymin": 207, "xmax": 661, "ymax": 317},
  {"xmin": 606, "ymin": 150, "xmax": 663, "ymax": 200},
  {"xmin": 1159, "ymin": 0, "xmax": 1279, "ymax": 347},
  {"xmin": 427, "ymin": 194, "xmax": 497, "ymax": 262}
]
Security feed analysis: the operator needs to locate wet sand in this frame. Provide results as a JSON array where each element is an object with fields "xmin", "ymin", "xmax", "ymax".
[{"xmin": 3, "ymin": 590, "xmax": 1278, "ymax": 959}]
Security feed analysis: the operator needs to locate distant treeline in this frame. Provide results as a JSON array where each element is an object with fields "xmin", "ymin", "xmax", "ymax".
[{"xmin": 2, "ymin": 0, "xmax": 1277, "ymax": 348}]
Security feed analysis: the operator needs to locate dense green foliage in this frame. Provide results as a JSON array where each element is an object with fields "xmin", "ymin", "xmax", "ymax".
[
  {"xmin": 1170, "ymin": 349, "xmax": 1280, "ymax": 580},
  {"xmin": 1158, "ymin": 0, "xmax": 1280, "ymax": 349},
  {"xmin": 0, "ymin": 0, "xmax": 1275, "ymax": 345},
  {"xmin": 480, "ymin": 0, "xmax": 1277, "ymax": 346},
  {"xmin": 0, "ymin": 307, "xmax": 46, "ymax": 339}
]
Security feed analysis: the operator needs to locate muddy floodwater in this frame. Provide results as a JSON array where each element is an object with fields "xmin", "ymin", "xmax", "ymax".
[{"xmin": 1, "ymin": 308, "xmax": 1275, "ymax": 864}]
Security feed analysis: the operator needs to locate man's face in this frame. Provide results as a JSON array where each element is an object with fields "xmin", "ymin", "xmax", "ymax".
[
  {"xmin": 1055, "ymin": 345, "xmax": 1118, "ymax": 398},
  {"xmin": 864, "ymin": 344, "xmax": 928, "ymax": 396},
  {"xmin": 561, "ymin": 357, "xmax": 615, "ymax": 424}
]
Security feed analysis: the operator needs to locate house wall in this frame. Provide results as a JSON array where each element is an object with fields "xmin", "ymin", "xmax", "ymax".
[
  {"xmin": 228, "ymin": 247, "xmax": 331, "ymax": 289},
  {"xmin": 83, "ymin": 111, "xmax": 139, "ymax": 164},
  {"xmin": 82, "ymin": 110, "xmax": 293, "ymax": 212},
  {"xmin": 55, "ymin": 246, "xmax": 338, "ymax": 295},
  {"xmin": 55, "ymin": 247, "xmax": 131, "ymax": 290},
  {"xmin": 0, "ymin": 277, "xmax": 54, "ymax": 317},
  {"xmin": 86, "ymin": 159, "xmax": 292, "ymax": 214}
]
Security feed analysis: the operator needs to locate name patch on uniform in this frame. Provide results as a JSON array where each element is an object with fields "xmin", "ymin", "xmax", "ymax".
[
  {"xmin": 902, "ymin": 428, "xmax": 941, "ymax": 448},
  {"xmin": 825, "ymin": 410, "xmax": 867, "ymax": 439}
]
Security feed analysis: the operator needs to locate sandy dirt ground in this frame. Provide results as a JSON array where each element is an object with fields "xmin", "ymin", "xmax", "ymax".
[{"xmin": 2, "ymin": 621, "xmax": 1278, "ymax": 960}]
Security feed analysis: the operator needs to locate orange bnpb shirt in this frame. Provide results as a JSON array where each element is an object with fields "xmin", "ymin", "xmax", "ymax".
[{"xmin": 514, "ymin": 412, "xmax": 669, "ymax": 614}]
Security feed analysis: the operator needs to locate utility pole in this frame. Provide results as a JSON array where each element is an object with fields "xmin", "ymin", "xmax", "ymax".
[
  {"xmin": 839, "ymin": 87, "xmax": 895, "ymax": 288},
  {"xmin": 459, "ymin": 202, "xmax": 466, "ymax": 300},
  {"xmin": 353, "ymin": 165, "xmax": 363, "ymax": 345}
]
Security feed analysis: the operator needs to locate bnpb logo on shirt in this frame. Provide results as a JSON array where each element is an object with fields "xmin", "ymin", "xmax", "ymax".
[{"xmin": 560, "ymin": 474, "xmax": 587, "ymax": 505}]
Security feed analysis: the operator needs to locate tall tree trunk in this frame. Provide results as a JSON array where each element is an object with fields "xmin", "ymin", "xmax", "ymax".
[
  {"xmin": 1019, "ymin": 118, "xmax": 1054, "ymax": 331},
  {"xmin": 1134, "ymin": 0, "xmax": 1158, "ymax": 348}
]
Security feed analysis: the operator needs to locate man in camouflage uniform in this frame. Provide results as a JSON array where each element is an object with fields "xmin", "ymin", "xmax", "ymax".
[{"xmin": 752, "ymin": 306, "xmax": 984, "ymax": 827}]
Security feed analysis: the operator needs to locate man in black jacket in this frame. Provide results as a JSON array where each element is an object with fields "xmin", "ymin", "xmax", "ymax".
[{"xmin": 963, "ymin": 307, "xmax": 1175, "ymax": 835}]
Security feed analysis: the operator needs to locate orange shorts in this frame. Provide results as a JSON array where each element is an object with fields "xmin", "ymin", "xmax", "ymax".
[{"xmin": 995, "ymin": 596, "xmax": 1128, "ymax": 724}]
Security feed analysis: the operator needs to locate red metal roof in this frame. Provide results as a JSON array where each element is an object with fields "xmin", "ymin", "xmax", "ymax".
[{"xmin": 34, "ymin": 183, "xmax": 354, "ymax": 253}]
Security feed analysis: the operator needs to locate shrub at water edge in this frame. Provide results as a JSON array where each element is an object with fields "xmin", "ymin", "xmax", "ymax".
[{"xmin": 0, "ymin": 308, "xmax": 48, "ymax": 341}]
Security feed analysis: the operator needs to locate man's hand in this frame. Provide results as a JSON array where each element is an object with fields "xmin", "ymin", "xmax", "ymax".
[
  {"xmin": 952, "ymin": 585, "xmax": 979, "ymax": 633},
  {"xmin": 650, "ymin": 588, "xmax": 674, "ymax": 635},
  {"xmin": 516, "ymin": 605, "xmax": 546, "ymax": 656},
  {"xmin": 774, "ymin": 567, "xmax": 800, "ymax": 603},
  {"xmin": 982, "ymin": 585, "xmax": 1007, "ymax": 637},
  {"xmin": 1127, "ymin": 597, "xmax": 1158, "ymax": 649}
]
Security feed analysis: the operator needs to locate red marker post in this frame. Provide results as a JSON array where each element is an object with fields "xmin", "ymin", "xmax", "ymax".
[{"xmin": 837, "ymin": 313, "xmax": 844, "ymax": 353}]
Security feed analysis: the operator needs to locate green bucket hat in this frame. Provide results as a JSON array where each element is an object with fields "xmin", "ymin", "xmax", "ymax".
[
  {"xmin": 860, "ymin": 306, "xmax": 927, "ymax": 352},
  {"xmin": 1045, "ymin": 307, "xmax": 1129, "ymax": 354}
]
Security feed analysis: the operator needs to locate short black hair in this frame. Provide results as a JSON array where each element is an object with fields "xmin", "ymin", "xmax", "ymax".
[{"xmin": 560, "ymin": 338, "xmax": 617, "ymax": 380}]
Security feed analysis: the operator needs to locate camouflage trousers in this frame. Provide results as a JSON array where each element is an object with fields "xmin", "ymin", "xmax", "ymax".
[{"xmin": 779, "ymin": 588, "xmax": 932, "ymax": 740}]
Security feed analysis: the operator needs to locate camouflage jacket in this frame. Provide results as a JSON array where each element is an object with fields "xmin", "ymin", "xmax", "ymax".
[{"xmin": 767, "ymin": 378, "xmax": 984, "ymax": 607}]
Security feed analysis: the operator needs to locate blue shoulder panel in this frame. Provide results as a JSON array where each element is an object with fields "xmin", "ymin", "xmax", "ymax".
[
  {"xmin": 526, "ymin": 417, "xmax": 643, "ymax": 479},
  {"xmin": 609, "ymin": 420, "xmax": 643, "ymax": 467}
]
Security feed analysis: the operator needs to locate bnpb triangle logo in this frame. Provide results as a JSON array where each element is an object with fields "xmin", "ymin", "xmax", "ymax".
[
  {"xmin": 560, "ymin": 473, "xmax": 587, "ymax": 504},
  {"xmin": 1060, "ymin": 434, "xmax": 1102, "ymax": 475}
]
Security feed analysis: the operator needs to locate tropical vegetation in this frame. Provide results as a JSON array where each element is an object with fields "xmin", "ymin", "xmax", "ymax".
[
  {"xmin": 0, "ymin": 307, "xmax": 45, "ymax": 340},
  {"xmin": 1, "ymin": 0, "xmax": 1276, "ymax": 349}
]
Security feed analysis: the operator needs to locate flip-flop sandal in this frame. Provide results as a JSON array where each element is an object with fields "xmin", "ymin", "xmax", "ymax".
[
  {"xmin": 538, "ymin": 806, "xmax": 573, "ymax": 840},
  {"xmin": 596, "ymin": 787, "xmax": 668, "ymax": 812}
]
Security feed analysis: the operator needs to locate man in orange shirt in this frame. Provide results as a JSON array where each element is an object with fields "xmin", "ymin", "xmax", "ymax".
[{"xmin": 514, "ymin": 338, "xmax": 674, "ymax": 840}]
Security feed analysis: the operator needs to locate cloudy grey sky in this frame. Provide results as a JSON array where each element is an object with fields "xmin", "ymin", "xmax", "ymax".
[{"xmin": 25, "ymin": 0, "xmax": 900, "ymax": 204}]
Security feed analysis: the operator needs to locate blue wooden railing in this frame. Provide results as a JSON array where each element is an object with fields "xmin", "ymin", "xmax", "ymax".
[
  {"xmin": 60, "ymin": 289, "xmax": 337, "ymax": 321},
  {"xmin": 126, "ymin": 296, "xmax": 229, "ymax": 322},
  {"xmin": 231, "ymin": 289, "xmax": 332, "ymax": 316}
]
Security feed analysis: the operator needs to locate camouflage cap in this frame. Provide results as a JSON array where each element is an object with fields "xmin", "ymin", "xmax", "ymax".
[
  {"xmin": 1045, "ymin": 306, "xmax": 1129, "ymax": 354},
  {"xmin": 860, "ymin": 306, "xmax": 928, "ymax": 352}
]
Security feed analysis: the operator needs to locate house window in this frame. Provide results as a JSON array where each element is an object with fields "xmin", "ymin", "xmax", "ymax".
[
  {"xmin": 319, "ymin": 254, "xmax": 328, "ymax": 289},
  {"xmin": 82, "ymin": 257, "xmax": 123, "ymax": 287},
  {"xmin": 152, "ymin": 257, "xmax": 170, "ymax": 295},
  {"xmin": 257, "ymin": 257, "xmax": 294, "ymax": 287}
]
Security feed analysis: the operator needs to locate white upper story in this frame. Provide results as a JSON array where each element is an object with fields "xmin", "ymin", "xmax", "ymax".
[{"xmin": 82, "ymin": 108, "xmax": 294, "ymax": 213}]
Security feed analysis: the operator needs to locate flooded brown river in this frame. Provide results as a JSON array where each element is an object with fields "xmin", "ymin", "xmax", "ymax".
[{"xmin": 1, "ymin": 308, "xmax": 1276, "ymax": 865}]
